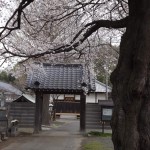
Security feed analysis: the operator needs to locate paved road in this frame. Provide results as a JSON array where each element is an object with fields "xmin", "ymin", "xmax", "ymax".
[{"xmin": 0, "ymin": 116, "xmax": 84, "ymax": 150}]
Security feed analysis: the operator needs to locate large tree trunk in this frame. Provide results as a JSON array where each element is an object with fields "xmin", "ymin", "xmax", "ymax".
[{"xmin": 110, "ymin": 1, "xmax": 150, "ymax": 150}]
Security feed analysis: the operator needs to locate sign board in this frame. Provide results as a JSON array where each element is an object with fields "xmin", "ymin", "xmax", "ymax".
[{"xmin": 101, "ymin": 106, "xmax": 113, "ymax": 121}]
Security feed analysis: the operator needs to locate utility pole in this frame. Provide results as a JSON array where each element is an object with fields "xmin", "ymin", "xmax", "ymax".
[{"xmin": 105, "ymin": 62, "xmax": 108, "ymax": 100}]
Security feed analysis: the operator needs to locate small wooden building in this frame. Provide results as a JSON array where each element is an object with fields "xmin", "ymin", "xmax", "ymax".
[
  {"xmin": 9, "ymin": 94, "xmax": 35, "ymax": 128},
  {"xmin": 0, "ymin": 81, "xmax": 22, "ymax": 103}
]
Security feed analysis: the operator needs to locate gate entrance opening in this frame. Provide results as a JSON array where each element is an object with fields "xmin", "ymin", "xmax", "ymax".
[{"xmin": 26, "ymin": 64, "xmax": 95, "ymax": 133}]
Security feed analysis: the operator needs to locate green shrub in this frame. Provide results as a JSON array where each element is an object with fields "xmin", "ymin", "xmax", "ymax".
[{"xmin": 82, "ymin": 141, "xmax": 111, "ymax": 150}]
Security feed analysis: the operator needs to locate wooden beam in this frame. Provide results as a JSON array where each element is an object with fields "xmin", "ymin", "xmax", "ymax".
[
  {"xmin": 32, "ymin": 89, "xmax": 83, "ymax": 95},
  {"xmin": 80, "ymin": 93, "xmax": 86, "ymax": 131},
  {"xmin": 42, "ymin": 94, "xmax": 50, "ymax": 125},
  {"xmin": 34, "ymin": 91, "xmax": 43, "ymax": 133},
  {"xmin": 39, "ymin": 94, "xmax": 43, "ymax": 131}
]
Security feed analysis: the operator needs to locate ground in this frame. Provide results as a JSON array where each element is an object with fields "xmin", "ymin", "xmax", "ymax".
[
  {"xmin": 0, "ymin": 115, "xmax": 113, "ymax": 150},
  {"xmin": 80, "ymin": 136, "xmax": 113, "ymax": 150}
]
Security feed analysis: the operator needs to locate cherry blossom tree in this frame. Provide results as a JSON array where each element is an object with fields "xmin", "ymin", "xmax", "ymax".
[
  {"xmin": 1, "ymin": 0, "xmax": 150, "ymax": 150},
  {"xmin": 0, "ymin": 0, "xmax": 122, "ymax": 66}
]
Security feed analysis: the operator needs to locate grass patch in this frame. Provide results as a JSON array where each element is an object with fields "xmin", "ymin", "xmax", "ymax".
[
  {"xmin": 87, "ymin": 131, "xmax": 112, "ymax": 137},
  {"xmin": 82, "ymin": 141, "xmax": 111, "ymax": 150}
]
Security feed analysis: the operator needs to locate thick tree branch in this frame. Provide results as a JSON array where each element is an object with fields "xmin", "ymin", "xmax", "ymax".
[{"xmin": 72, "ymin": 16, "xmax": 128, "ymax": 44}]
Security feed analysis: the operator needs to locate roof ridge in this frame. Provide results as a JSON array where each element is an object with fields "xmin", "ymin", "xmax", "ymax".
[{"xmin": 35, "ymin": 63, "xmax": 83, "ymax": 67}]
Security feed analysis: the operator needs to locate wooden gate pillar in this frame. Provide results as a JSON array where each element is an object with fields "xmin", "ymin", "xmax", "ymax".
[
  {"xmin": 34, "ymin": 91, "xmax": 43, "ymax": 133},
  {"xmin": 80, "ymin": 93, "xmax": 86, "ymax": 131}
]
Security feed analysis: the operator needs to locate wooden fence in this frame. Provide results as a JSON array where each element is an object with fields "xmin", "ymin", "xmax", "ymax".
[
  {"xmin": 54, "ymin": 101, "xmax": 80, "ymax": 113},
  {"xmin": 9, "ymin": 102, "xmax": 35, "ymax": 128}
]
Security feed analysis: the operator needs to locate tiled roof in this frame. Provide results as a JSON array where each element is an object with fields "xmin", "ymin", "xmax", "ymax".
[
  {"xmin": 0, "ymin": 81, "xmax": 22, "ymax": 95},
  {"xmin": 26, "ymin": 64, "xmax": 85, "ymax": 93},
  {"xmin": 95, "ymin": 80, "xmax": 112, "ymax": 93},
  {"xmin": 13, "ymin": 94, "xmax": 35, "ymax": 103}
]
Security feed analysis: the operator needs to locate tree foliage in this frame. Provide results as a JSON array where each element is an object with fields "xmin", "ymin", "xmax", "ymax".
[
  {"xmin": 94, "ymin": 44, "xmax": 118, "ymax": 84},
  {"xmin": 0, "ymin": 0, "xmax": 127, "ymax": 66},
  {"xmin": 0, "ymin": 71, "xmax": 15, "ymax": 83}
]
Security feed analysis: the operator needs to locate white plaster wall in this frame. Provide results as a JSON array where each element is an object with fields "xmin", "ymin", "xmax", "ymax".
[
  {"xmin": 75, "ymin": 95, "xmax": 80, "ymax": 100},
  {"xmin": 86, "ymin": 93, "xmax": 96, "ymax": 103},
  {"xmin": 49, "ymin": 94, "xmax": 64, "ymax": 101},
  {"xmin": 49, "ymin": 93, "xmax": 107, "ymax": 103},
  {"xmin": 97, "ymin": 93, "xmax": 107, "ymax": 100},
  {"xmin": 50, "ymin": 94, "xmax": 78, "ymax": 101},
  {"xmin": 86, "ymin": 93, "xmax": 107, "ymax": 103}
]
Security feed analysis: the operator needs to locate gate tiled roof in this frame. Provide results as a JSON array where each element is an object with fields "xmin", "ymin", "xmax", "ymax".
[{"xmin": 26, "ymin": 64, "xmax": 92, "ymax": 94}]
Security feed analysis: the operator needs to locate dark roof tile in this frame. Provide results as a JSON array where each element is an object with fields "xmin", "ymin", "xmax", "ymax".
[{"xmin": 26, "ymin": 64, "xmax": 84, "ymax": 92}]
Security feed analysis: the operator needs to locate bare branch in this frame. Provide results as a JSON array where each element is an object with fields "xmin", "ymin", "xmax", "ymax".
[{"xmin": 0, "ymin": 0, "xmax": 34, "ymax": 40}]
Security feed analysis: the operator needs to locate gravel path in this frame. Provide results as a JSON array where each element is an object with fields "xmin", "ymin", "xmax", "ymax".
[
  {"xmin": 0, "ymin": 115, "xmax": 114, "ymax": 150},
  {"xmin": 0, "ymin": 117, "xmax": 83, "ymax": 150}
]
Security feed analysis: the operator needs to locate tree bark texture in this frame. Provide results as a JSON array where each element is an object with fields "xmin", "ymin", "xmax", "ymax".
[{"xmin": 110, "ymin": 1, "xmax": 150, "ymax": 150}]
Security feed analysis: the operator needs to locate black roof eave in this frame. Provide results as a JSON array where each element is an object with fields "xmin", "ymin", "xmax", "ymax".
[{"xmin": 27, "ymin": 87, "xmax": 84, "ymax": 94}]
